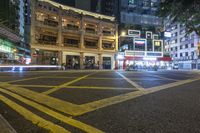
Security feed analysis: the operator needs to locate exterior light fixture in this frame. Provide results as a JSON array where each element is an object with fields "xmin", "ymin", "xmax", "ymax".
[{"xmin": 121, "ymin": 31, "xmax": 126, "ymax": 36}]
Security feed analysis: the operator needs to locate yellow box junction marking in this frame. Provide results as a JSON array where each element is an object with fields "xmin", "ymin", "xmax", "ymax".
[
  {"xmin": 0, "ymin": 94, "xmax": 70, "ymax": 133},
  {"xmin": 7, "ymin": 76, "xmax": 42, "ymax": 83},
  {"xmin": 12, "ymin": 84, "xmax": 136, "ymax": 90},
  {"xmin": 0, "ymin": 82, "xmax": 84, "ymax": 116},
  {"xmin": 0, "ymin": 88, "xmax": 104, "ymax": 133},
  {"xmin": 13, "ymin": 84, "xmax": 55, "ymax": 88},
  {"xmin": 1, "ymin": 72, "xmax": 199, "ymax": 118},
  {"xmin": 77, "ymin": 77, "xmax": 200, "ymax": 116},
  {"xmin": 64, "ymin": 86, "xmax": 137, "ymax": 90},
  {"xmin": 42, "ymin": 72, "xmax": 97, "ymax": 95}
]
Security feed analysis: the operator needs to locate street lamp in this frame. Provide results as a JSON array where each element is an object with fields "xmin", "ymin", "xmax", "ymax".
[{"xmin": 121, "ymin": 31, "xmax": 126, "ymax": 36}]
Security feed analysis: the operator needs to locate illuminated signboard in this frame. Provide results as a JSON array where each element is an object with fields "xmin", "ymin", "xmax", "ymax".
[
  {"xmin": 147, "ymin": 52, "xmax": 162, "ymax": 57},
  {"xmin": 0, "ymin": 39, "xmax": 13, "ymax": 53},
  {"xmin": 128, "ymin": 30, "xmax": 140, "ymax": 37},
  {"xmin": 135, "ymin": 39, "xmax": 145, "ymax": 45}
]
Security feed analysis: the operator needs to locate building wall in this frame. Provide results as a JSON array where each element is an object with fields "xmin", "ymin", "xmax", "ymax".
[
  {"xmin": 30, "ymin": 0, "xmax": 118, "ymax": 69},
  {"xmin": 120, "ymin": 0, "xmax": 161, "ymax": 27},
  {"xmin": 164, "ymin": 21, "xmax": 200, "ymax": 69},
  {"xmin": 0, "ymin": 0, "xmax": 30, "ymax": 65}
]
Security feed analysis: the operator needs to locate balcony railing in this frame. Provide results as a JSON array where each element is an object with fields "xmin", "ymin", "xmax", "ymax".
[
  {"xmin": 63, "ymin": 25, "xmax": 79, "ymax": 31},
  {"xmin": 102, "ymin": 31, "xmax": 114, "ymax": 36},
  {"xmin": 103, "ymin": 47, "xmax": 115, "ymax": 50},
  {"xmin": 102, "ymin": 43, "xmax": 114, "ymax": 50},
  {"xmin": 85, "ymin": 28, "xmax": 98, "ymax": 34},
  {"xmin": 44, "ymin": 19, "xmax": 58, "ymax": 27},
  {"xmin": 37, "ymin": 39, "xmax": 57, "ymax": 45},
  {"xmin": 85, "ymin": 45, "xmax": 98, "ymax": 49},
  {"xmin": 84, "ymin": 41, "xmax": 98, "ymax": 49},
  {"xmin": 63, "ymin": 43, "xmax": 80, "ymax": 48}
]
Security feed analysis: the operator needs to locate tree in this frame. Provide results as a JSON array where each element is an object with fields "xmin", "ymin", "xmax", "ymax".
[{"xmin": 158, "ymin": 0, "xmax": 200, "ymax": 35}]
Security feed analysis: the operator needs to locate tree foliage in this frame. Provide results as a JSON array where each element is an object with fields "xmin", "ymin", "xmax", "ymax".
[{"xmin": 158, "ymin": 0, "xmax": 200, "ymax": 35}]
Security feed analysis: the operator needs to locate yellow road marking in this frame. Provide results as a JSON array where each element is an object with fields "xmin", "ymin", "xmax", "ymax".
[
  {"xmin": 64, "ymin": 86, "xmax": 136, "ymax": 90},
  {"xmin": 13, "ymin": 84, "xmax": 55, "ymax": 88},
  {"xmin": 86, "ymin": 77, "xmax": 123, "ymax": 80},
  {"xmin": 12, "ymin": 84, "xmax": 136, "ymax": 90},
  {"xmin": 151, "ymin": 75, "xmax": 180, "ymax": 81},
  {"xmin": 1, "ymin": 73, "xmax": 199, "ymax": 118},
  {"xmin": 0, "ymin": 94, "xmax": 70, "ymax": 133},
  {"xmin": 23, "ymin": 70, "xmax": 114, "ymax": 73},
  {"xmin": 42, "ymin": 72, "xmax": 97, "ymax": 95},
  {"xmin": 0, "ymin": 82, "xmax": 84, "ymax": 116},
  {"xmin": 77, "ymin": 78, "xmax": 200, "ymax": 116},
  {"xmin": 0, "ymin": 88, "xmax": 104, "ymax": 133},
  {"xmin": 116, "ymin": 72, "xmax": 145, "ymax": 91},
  {"xmin": 42, "ymin": 76, "xmax": 78, "ymax": 79},
  {"xmin": 7, "ymin": 77, "xmax": 42, "ymax": 83},
  {"xmin": 147, "ymin": 78, "xmax": 199, "ymax": 92},
  {"xmin": 78, "ymin": 91, "xmax": 144, "ymax": 115}
]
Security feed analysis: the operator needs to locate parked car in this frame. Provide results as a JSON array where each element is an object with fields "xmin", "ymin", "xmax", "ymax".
[{"xmin": 173, "ymin": 64, "xmax": 179, "ymax": 70}]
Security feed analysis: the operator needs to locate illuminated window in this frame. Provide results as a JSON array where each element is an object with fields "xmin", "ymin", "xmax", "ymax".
[
  {"xmin": 154, "ymin": 41, "xmax": 162, "ymax": 52},
  {"xmin": 128, "ymin": 0, "xmax": 135, "ymax": 5}
]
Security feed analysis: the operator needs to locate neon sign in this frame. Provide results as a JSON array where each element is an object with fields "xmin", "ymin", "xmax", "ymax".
[{"xmin": 0, "ymin": 39, "xmax": 13, "ymax": 53}]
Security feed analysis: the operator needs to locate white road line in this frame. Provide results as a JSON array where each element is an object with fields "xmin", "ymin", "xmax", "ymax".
[{"xmin": 116, "ymin": 72, "xmax": 145, "ymax": 91}]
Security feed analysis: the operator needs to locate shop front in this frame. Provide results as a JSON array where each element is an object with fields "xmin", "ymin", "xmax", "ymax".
[
  {"xmin": 85, "ymin": 56, "xmax": 95, "ymax": 69},
  {"xmin": 62, "ymin": 52, "xmax": 115, "ymax": 70},
  {"xmin": 115, "ymin": 50, "xmax": 171, "ymax": 70},
  {"xmin": 66, "ymin": 55, "xmax": 80, "ymax": 69},
  {"xmin": 0, "ymin": 38, "xmax": 16, "ymax": 65},
  {"xmin": 116, "ymin": 56, "xmax": 171, "ymax": 70},
  {"xmin": 31, "ymin": 49, "xmax": 59, "ymax": 65},
  {"xmin": 103, "ymin": 57, "xmax": 112, "ymax": 69}
]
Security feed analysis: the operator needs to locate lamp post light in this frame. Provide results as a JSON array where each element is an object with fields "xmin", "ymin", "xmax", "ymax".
[{"xmin": 121, "ymin": 31, "xmax": 126, "ymax": 36}]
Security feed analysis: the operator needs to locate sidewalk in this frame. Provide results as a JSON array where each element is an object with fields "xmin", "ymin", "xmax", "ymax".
[{"xmin": 0, "ymin": 115, "xmax": 16, "ymax": 133}]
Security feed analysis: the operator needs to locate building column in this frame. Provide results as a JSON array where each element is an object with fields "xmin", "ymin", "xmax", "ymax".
[
  {"xmin": 58, "ymin": 7, "xmax": 63, "ymax": 47},
  {"xmin": 98, "ymin": 35, "xmax": 103, "ymax": 51},
  {"xmin": 115, "ymin": 24, "xmax": 118, "ymax": 51},
  {"xmin": 98, "ymin": 54, "xmax": 103, "ymax": 69},
  {"xmin": 30, "ymin": 0, "xmax": 36, "ymax": 45},
  {"xmin": 98, "ymin": 22, "xmax": 103, "ymax": 51},
  {"xmin": 80, "ymin": 18, "xmax": 85, "ymax": 50},
  {"xmin": 58, "ymin": 51, "xmax": 63, "ymax": 65},
  {"xmin": 80, "ymin": 52, "xmax": 84, "ymax": 69}
]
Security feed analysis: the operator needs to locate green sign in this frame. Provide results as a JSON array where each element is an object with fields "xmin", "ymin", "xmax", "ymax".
[{"xmin": 0, "ymin": 39, "xmax": 13, "ymax": 53}]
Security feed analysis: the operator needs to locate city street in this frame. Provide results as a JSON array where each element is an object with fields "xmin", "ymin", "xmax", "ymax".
[{"xmin": 0, "ymin": 70, "xmax": 200, "ymax": 133}]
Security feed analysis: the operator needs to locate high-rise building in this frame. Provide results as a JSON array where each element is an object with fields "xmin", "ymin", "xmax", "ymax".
[
  {"xmin": 164, "ymin": 20, "xmax": 200, "ymax": 69},
  {"xmin": 119, "ymin": 0, "xmax": 161, "ymax": 32},
  {"xmin": 0, "ymin": 0, "xmax": 30, "ymax": 65},
  {"xmin": 96, "ymin": 0, "xmax": 119, "ymax": 17},
  {"xmin": 115, "ymin": 0, "xmax": 171, "ymax": 70}
]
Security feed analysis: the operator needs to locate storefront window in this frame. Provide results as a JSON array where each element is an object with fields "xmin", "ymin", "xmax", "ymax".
[
  {"xmin": 66, "ymin": 55, "xmax": 80, "ymax": 69},
  {"xmin": 32, "ymin": 49, "xmax": 58, "ymax": 65},
  {"xmin": 85, "ymin": 56, "xmax": 95, "ymax": 69}
]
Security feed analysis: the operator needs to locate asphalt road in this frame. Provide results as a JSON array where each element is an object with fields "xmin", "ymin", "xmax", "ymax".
[{"xmin": 0, "ymin": 70, "xmax": 200, "ymax": 133}]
